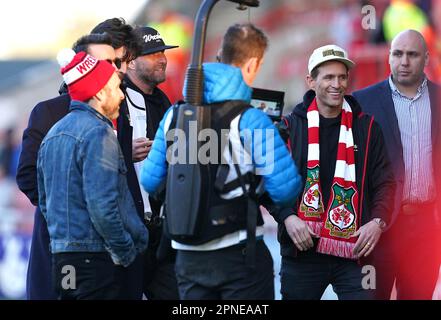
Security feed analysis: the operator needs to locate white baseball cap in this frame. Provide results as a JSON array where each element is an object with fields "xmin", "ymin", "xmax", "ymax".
[{"xmin": 308, "ymin": 44, "xmax": 355, "ymax": 74}]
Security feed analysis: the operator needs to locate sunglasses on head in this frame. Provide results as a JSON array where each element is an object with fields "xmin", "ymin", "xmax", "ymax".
[{"xmin": 106, "ymin": 58, "xmax": 122, "ymax": 69}]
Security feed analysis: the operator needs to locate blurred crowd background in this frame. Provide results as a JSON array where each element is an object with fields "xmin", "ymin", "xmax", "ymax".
[{"xmin": 1, "ymin": 0, "xmax": 441, "ymax": 299}]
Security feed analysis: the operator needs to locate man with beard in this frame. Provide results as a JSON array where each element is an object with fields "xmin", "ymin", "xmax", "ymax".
[
  {"xmin": 118, "ymin": 26, "xmax": 179, "ymax": 299},
  {"xmin": 16, "ymin": 18, "xmax": 140, "ymax": 300},
  {"xmin": 37, "ymin": 49, "xmax": 147, "ymax": 299}
]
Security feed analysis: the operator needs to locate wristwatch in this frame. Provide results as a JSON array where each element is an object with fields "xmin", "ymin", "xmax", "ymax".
[{"xmin": 373, "ymin": 218, "xmax": 387, "ymax": 230}]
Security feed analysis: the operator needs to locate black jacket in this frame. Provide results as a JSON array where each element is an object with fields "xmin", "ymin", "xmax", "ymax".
[
  {"xmin": 272, "ymin": 90, "xmax": 396, "ymax": 258},
  {"xmin": 16, "ymin": 94, "xmax": 71, "ymax": 204},
  {"xmin": 16, "ymin": 93, "xmax": 71, "ymax": 300}
]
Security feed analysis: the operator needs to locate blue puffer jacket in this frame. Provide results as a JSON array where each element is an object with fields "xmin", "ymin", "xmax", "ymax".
[{"xmin": 141, "ymin": 62, "xmax": 301, "ymax": 207}]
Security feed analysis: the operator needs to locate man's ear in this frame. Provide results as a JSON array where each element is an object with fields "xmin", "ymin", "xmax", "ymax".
[
  {"xmin": 424, "ymin": 51, "xmax": 430, "ymax": 68},
  {"xmin": 241, "ymin": 57, "xmax": 261, "ymax": 86},
  {"xmin": 216, "ymin": 48, "xmax": 222, "ymax": 62},
  {"xmin": 306, "ymin": 74, "xmax": 316, "ymax": 90},
  {"xmin": 247, "ymin": 57, "xmax": 259, "ymax": 74},
  {"xmin": 94, "ymin": 88, "xmax": 106, "ymax": 103},
  {"xmin": 128, "ymin": 59, "xmax": 136, "ymax": 70}
]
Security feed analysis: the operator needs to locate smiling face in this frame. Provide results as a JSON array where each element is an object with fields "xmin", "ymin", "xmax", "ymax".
[
  {"xmin": 307, "ymin": 60, "xmax": 348, "ymax": 114},
  {"xmin": 389, "ymin": 30, "xmax": 428, "ymax": 89},
  {"xmin": 133, "ymin": 50, "xmax": 167, "ymax": 87}
]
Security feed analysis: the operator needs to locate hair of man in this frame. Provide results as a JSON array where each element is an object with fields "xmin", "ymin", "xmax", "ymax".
[
  {"xmin": 219, "ymin": 23, "xmax": 268, "ymax": 66},
  {"xmin": 91, "ymin": 17, "xmax": 141, "ymax": 62},
  {"xmin": 72, "ymin": 32, "xmax": 113, "ymax": 54}
]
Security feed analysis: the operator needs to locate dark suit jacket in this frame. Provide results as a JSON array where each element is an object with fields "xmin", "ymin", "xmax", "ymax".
[
  {"xmin": 353, "ymin": 79, "xmax": 441, "ymax": 227},
  {"xmin": 16, "ymin": 93, "xmax": 71, "ymax": 299},
  {"xmin": 17, "ymin": 94, "xmax": 71, "ymax": 205}
]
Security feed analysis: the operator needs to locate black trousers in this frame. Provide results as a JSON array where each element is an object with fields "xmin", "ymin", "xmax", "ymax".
[
  {"xmin": 120, "ymin": 221, "xmax": 179, "ymax": 300},
  {"xmin": 52, "ymin": 252, "xmax": 129, "ymax": 300},
  {"xmin": 281, "ymin": 251, "xmax": 372, "ymax": 300},
  {"xmin": 143, "ymin": 247, "xmax": 179, "ymax": 300},
  {"xmin": 175, "ymin": 240, "xmax": 274, "ymax": 300},
  {"xmin": 26, "ymin": 208, "xmax": 57, "ymax": 300},
  {"xmin": 123, "ymin": 242, "xmax": 179, "ymax": 300},
  {"xmin": 368, "ymin": 210, "xmax": 441, "ymax": 300}
]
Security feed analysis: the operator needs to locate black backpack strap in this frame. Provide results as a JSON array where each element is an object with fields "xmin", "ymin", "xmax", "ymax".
[
  {"xmin": 210, "ymin": 100, "xmax": 250, "ymax": 124},
  {"xmin": 219, "ymin": 172, "xmax": 255, "ymax": 193},
  {"xmin": 171, "ymin": 101, "xmax": 185, "ymax": 126}
]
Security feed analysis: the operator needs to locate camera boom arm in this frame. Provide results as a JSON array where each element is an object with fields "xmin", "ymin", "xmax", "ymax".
[{"xmin": 185, "ymin": 0, "xmax": 259, "ymax": 105}]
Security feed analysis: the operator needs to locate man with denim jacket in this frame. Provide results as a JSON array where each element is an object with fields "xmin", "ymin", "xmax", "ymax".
[
  {"xmin": 16, "ymin": 19, "xmax": 142, "ymax": 300},
  {"xmin": 37, "ymin": 50, "xmax": 148, "ymax": 299}
]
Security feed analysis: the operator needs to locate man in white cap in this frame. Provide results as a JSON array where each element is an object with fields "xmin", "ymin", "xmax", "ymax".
[{"xmin": 272, "ymin": 44, "xmax": 395, "ymax": 299}]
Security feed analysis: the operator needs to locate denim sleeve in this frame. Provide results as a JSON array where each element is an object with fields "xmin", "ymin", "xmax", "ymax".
[
  {"xmin": 81, "ymin": 126, "xmax": 136, "ymax": 267},
  {"xmin": 36, "ymin": 150, "xmax": 47, "ymax": 220},
  {"xmin": 240, "ymin": 108, "xmax": 302, "ymax": 208},
  {"xmin": 140, "ymin": 107, "xmax": 173, "ymax": 194}
]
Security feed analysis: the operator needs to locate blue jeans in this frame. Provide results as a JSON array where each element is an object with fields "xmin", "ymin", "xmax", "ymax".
[
  {"xmin": 281, "ymin": 251, "xmax": 372, "ymax": 300},
  {"xmin": 175, "ymin": 240, "xmax": 274, "ymax": 300}
]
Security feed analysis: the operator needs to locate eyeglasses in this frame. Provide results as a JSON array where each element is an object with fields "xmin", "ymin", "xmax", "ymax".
[{"xmin": 106, "ymin": 58, "xmax": 122, "ymax": 69}]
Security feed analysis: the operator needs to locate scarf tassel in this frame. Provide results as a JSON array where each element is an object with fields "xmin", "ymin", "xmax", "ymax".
[
  {"xmin": 316, "ymin": 237, "xmax": 357, "ymax": 259},
  {"xmin": 304, "ymin": 220, "xmax": 324, "ymax": 237}
]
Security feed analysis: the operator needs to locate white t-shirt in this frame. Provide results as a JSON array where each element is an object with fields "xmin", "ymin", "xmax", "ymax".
[{"xmin": 125, "ymin": 87, "xmax": 152, "ymax": 214}]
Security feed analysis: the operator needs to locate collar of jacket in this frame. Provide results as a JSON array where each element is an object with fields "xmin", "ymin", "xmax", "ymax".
[
  {"xmin": 123, "ymin": 76, "xmax": 158, "ymax": 97},
  {"xmin": 123, "ymin": 75, "xmax": 167, "ymax": 106},
  {"xmin": 293, "ymin": 89, "xmax": 363, "ymax": 119},
  {"xmin": 69, "ymin": 100, "xmax": 113, "ymax": 128}
]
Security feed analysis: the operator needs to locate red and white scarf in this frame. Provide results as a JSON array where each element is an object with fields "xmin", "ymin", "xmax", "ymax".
[{"xmin": 298, "ymin": 97, "xmax": 360, "ymax": 259}]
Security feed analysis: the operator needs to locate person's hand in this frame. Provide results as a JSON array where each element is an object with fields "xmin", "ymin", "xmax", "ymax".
[
  {"xmin": 132, "ymin": 137, "xmax": 153, "ymax": 162},
  {"xmin": 284, "ymin": 215, "xmax": 318, "ymax": 251},
  {"xmin": 352, "ymin": 220, "xmax": 382, "ymax": 258}
]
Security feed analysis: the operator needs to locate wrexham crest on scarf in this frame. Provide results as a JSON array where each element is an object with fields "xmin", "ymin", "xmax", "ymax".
[
  {"xmin": 325, "ymin": 182, "xmax": 357, "ymax": 238},
  {"xmin": 300, "ymin": 165, "xmax": 324, "ymax": 217}
]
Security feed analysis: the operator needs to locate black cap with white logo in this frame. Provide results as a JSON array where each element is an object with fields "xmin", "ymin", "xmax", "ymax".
[{"xmin": 135, "ymin": 26, "xmax": 179, "ymax": 55}]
